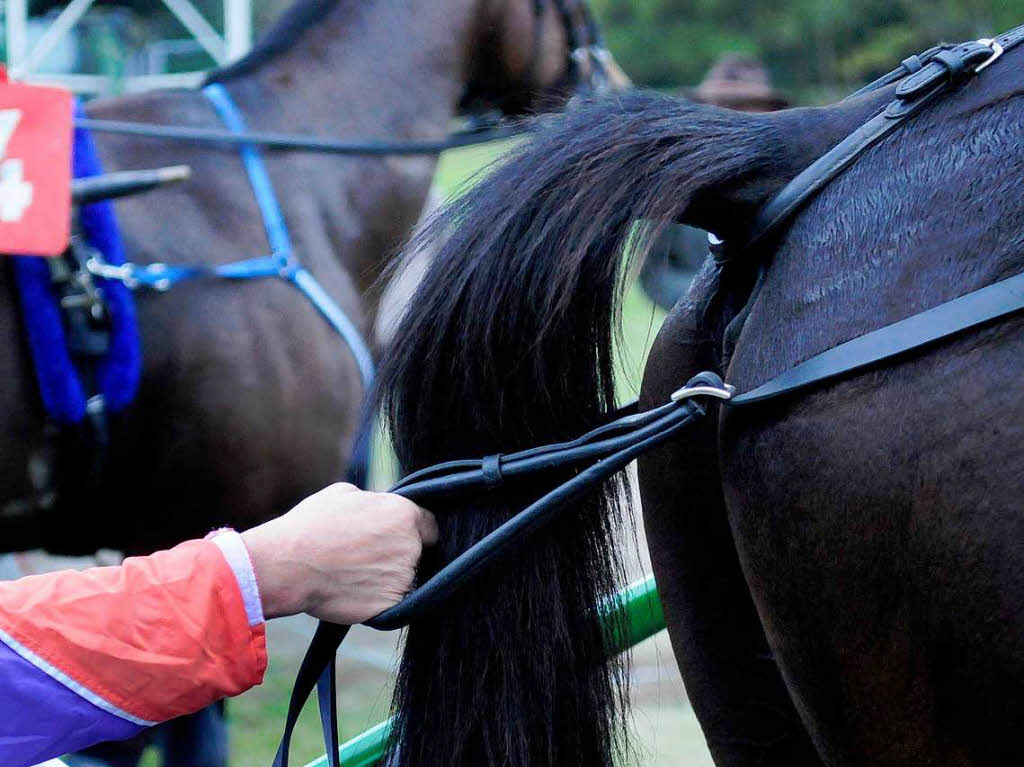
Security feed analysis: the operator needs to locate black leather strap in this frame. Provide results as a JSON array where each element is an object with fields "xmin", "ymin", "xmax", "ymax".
[
  {"xmin": 735, "ymin": 23, "xmax": 1024, "ymax": 258},
  {"xmin": 370, "ymin": 400, "xmax": 705, "ymax": 630},
  {"xmin": 316, "ymin": 660, "xmax": 340, "ymax": 767},
  {"xmin": 268, "ymin": 389, "xmax": 703, "ymax": 767},
  {"xmin": 75, "ymin": 117, "xmax": 527, "ymax": 157},
  {"xmin": 272, "ymin": 622, "xmax": 349, "ymax": 767},
  {"xmin": 732, "ymin": 270, "xmax": 1024, "ymax": 405},
  {"xmin": 845, "ymin": 46, "xmax": 945, "ymax": 99}
]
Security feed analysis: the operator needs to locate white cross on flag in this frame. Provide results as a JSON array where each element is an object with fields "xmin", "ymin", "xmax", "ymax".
[{"xmin": 0, "ymin": 72, "xmax": 72, "ymax": 256}]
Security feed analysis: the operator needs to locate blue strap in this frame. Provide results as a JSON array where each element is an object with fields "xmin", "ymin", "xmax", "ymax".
[
  {"xmin": 112, "ymin": 254, "xmax": 284, "ymax": 289},
  {"xmin": 200, "ymin": 84, "xmax": 375, "ymax": 390},
  {"xmin": 290, "ymin": 267, "xmax": 375, "ymax": 389},
  {"xmin": 203, "ymin": 84, "xmax": 293, "ymax": 258}
]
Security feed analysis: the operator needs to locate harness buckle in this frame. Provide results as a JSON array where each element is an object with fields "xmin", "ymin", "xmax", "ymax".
[
  {"xmin": 142, "ymin": 263, "xmax": 173, "ymax": 292},
  {"xmin": 85, "ymin": 256, "xmax": 138, "ymax": 289},
  {"xmin": 974, "ymin": 38, "xmax": 1004, "ymax": 73},
  {"xmin": 670, "ymin": 376, "xmax": 736, "ymax": 403}
]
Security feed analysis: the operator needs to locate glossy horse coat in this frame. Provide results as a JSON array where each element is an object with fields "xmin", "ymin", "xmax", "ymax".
[{"xmin": 378, "ymin": 36, "xmax": 1024, "ymax": 767}]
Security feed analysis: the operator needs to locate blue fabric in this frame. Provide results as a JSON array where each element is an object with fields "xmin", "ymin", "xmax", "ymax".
[
  {"xmin": 10, "ymin": 102, "xmax": 142, "ymax": 424},
  {"xmin": 0, "ymin": 636, "xmax": 142, "ymax": 767}
]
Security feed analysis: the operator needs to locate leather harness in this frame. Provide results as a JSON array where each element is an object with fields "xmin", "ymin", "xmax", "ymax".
[{"xmin": 274, "ymin": 24, "xmax": 1024, "ymax": 767}]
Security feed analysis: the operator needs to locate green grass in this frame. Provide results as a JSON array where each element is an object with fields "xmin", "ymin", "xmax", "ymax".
[
  {"xmin": 432, "ymin": 137, "xmax": 524, "ymax": 197},
  {"xmin": 223, "ymin": 136, "xmax": 671, "ymax": 767}
]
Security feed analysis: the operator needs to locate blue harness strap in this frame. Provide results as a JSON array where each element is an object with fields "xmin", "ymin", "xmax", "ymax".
[
  {"xmin": 202, "ymin": 83, "xmax": 375, "ymax": 391},
  {"xmin": 72, "ymin": 85, "xmax": 377, "ymax": 483},
  {"xmin": 203, "ymin": 84, "xmax": 293, "ymax": 260},
  {"xmin": 201, "ymin": 84, "xmax": 375, "ymax": 488}
]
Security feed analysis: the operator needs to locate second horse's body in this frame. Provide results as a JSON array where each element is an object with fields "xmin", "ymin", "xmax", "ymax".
[{"xmin": 0, "ymin": 0, "xmax": 611, "ymax": 555}]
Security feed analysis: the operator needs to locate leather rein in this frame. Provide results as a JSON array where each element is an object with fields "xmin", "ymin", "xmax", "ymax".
[
  {"xmin": 274, "ymin": 24, "xmax": 1024, "ymax": 767},
  {"xmin": 73, "ymin": 0, "xmax": 612, "ymax": 156}
]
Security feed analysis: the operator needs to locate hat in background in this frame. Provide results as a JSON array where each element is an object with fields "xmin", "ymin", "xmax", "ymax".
[{"xmin": 689, "ymin": 53, "xmax": 789, "ymax": 111}]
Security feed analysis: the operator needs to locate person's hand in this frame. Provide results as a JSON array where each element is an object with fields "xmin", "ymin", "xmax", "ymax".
[{"xmin": 241, "ymin": 484, "xmax": 438, "ymax": 624}]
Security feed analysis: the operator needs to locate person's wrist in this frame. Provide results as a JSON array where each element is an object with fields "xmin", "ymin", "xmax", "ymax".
[
  {"xmin": 208, "ymin": 528, "xmax": 265, "ymax": 625},
  {"xmin": 241, "ymin": 522, "xmax": 311, "ymax": 620}
]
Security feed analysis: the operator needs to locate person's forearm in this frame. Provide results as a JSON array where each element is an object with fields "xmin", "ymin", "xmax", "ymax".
[
  {"xmin": 0, "ymin": 536, "xmax": 266, "ymax": 767},
  {"xmin": 0, "ymin": 484, "xmax": 436, "ymax": 767}
]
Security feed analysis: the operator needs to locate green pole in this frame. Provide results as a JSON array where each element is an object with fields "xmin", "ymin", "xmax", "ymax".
[{"xmin": 302, "ymin": 575, "xmax": 665, "ymax": 767}]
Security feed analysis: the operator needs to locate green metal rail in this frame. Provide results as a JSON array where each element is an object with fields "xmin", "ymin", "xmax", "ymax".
[{"xmin": 303, "ymin": 575, "xmax": 665, "ymax": 767}]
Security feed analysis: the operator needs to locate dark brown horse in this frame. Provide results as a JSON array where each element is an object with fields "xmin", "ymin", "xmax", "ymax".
[
  {"xmin": 0, "ymin": 0, "xmax": 624, "ymax": 557},
  {"xmin": 377, "ymin": 33, "xmax": 1024, "ymax": 767}
]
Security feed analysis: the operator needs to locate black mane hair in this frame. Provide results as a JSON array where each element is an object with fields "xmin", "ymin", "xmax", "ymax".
[
  {"xmin": 377, "ymin": 90, "xmax": 785, "ymax": 767},
  {"xmin": 204, "ymin": 0, "xmax": 344, "ymax": 83}
]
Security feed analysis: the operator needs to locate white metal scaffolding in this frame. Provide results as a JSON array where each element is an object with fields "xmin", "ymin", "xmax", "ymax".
[{"xmin": 3, "ymin": 0, "xmax": 252, "ymax": 94}]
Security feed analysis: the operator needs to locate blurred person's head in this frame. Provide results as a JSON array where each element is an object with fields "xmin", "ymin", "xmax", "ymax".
[{"xmin": 689, "ymin": 53, "xmax": 788, "ymax": 112}]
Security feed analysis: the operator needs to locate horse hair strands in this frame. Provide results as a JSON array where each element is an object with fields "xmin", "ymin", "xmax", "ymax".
[{"xmin": 376, "ymin": 90, "xmax": 780, "ymax": 767}]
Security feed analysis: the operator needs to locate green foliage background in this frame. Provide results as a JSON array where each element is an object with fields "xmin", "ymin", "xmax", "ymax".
[
  {"xmin": 591, "ymin": 0, "xmax": 1024, "ymax": 101},
  {"xmin": 16, "ymin": 1, "xmax": 1024, "ymax": 103}
]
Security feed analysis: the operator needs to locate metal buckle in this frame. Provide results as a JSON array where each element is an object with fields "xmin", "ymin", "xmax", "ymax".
[
  {"xmin": 141, "ymin": 263, "xmax": 173, "ymax": 292},
  {"xmin": 670, "ymin": 382, "xmax": 736, "ymax": 402},
  {"xmin": 86, "ymin": 256, "xmax": 137, "ymax": 288},
  {"xmin": 570, "ymin": 47, "xmax": 590, "ymax": 65},
  {"xmin": 86, "ymin": 257, "xmax": 174, "ymax": 291},
  {"xmin": 975, "ymin": 38, "xmax": 1004, "ymax": 73}
]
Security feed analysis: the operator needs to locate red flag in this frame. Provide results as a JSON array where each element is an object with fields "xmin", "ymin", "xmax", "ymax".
[{"xmin": 0, "ymin": 78, "xmax": 73, "ymax": 256}]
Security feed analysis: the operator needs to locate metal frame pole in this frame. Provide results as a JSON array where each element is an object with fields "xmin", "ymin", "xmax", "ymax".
[
  {"xmin": 5, "ymin": 0, "xmax": 28, "ymax": 75},
  {"xmin": 4, "ymin": 0, "xmax": 250, "ymax": 93},
  {"xmin": 10, "ymin": 0, "xmax": 96, "ymax": 79},
  {"xmin": 224, "ymin": 0, "xmax": 252, "ymax": 61},
  {"xmin": 160, "ymin": 0, "xmax": 227, "ymax": 64}
]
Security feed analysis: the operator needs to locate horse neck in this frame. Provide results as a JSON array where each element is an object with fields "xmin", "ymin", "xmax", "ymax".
[{"xmin": 218, "ymin": 0, "xmax": 484, "ymax": 297}]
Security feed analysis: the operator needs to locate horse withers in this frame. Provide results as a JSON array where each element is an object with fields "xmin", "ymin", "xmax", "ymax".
[{"xmin": 376, "ymin": 29, "xmax": 1024, "ymax": 767}]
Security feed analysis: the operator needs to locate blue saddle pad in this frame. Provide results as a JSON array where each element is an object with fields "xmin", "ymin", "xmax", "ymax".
[{"xmin": 11, "ymin": 102, "xmax": 141, "ymax": 424}]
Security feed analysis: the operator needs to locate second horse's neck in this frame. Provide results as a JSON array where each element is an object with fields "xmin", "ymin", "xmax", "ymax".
[
  {"xmin": 219, "ymin": 0, "xmax": 482, "ymax": 140},
  {"xmin": 210, "ymin": 0, "xmax": 486, "ymax": 316}
]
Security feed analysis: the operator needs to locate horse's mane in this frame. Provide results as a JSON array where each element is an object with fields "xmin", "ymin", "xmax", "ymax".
[{"xmin": 204, "ymin": 0, "xmax": 350, "ymax": 83}]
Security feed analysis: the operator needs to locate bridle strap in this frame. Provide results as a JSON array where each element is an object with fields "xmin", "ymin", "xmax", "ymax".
[
  {"xmin": 271, "ymin": 623, "xmax": 349, "ymax": 767},
  {"xmin": 731, "ymin": 270, "xmax": 1024, "ymax": 405},
  {"xmin": 730, "ymin": 24, "xmax": 1024, "ymax": 259},
  {"xmin": 73, "ymin": 116, "xmax": 527, "ymax": 156}
]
